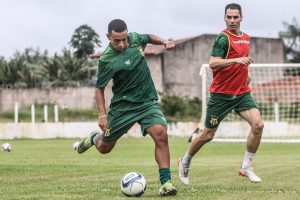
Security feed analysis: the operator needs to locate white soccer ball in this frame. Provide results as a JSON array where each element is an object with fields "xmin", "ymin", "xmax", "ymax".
[
  {"xmin": 120, "ymin": 172, "xmax": 147, "ymax": 197},
  {"xmin": 1, "ymin": 143, "xmax": 11, "ymax": 152},
  {"xmin": 72, "ymin": 141, "xmax": 80, "ymax": 150}
]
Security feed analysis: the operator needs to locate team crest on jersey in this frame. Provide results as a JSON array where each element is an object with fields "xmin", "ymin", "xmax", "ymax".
[
  {"xmin": 210, "ymin": 115, "xmax": 219, "ymax": 126},
  {"xmin": 138, "ymin": 47, "xmax": 145, "ymax": 57},
  {"xmin": 103, "ymin": 128, "xmax": 110, "ymax": 136}
]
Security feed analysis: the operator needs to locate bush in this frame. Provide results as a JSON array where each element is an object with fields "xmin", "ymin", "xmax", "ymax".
[{"xmin": 159, "ymin": 94, "xmax": 201, "ymax": 122}]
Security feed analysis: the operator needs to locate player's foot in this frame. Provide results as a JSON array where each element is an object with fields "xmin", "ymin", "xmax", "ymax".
[
  {"xmin": 239, "ymin": 167, "xmax": 261, "ymax": 183},
  {"xmin": 158, "ymin": 180, "xmax": 177, "ymax": 196},
  {"xmin": 77, "ymin": 130, "xmax": 102, "ymax": 154},
  {"xmin": 178, "ymin": 158, "xmax": 190, "ymax": 185}
]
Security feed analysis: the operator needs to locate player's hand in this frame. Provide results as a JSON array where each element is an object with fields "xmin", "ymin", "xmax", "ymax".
[
  {"xmin": 98, "ymin": 117, "xmax": 110, "ymax": 136},
  {"xmin": 236, "ymin": 57, "xmax": 253, "ymax": 65},
  {"xmin": 163, "ymin": 40, "xmax": 175, "ymax": 49}
]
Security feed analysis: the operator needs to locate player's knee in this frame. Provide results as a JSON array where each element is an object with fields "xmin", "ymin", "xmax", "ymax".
[
  {"xmin": 206, "ymin": 134, "xmax": 214, "ymax": 142},
  {"xmin": 205, "ymin": 129, "xmax": 215, "ymax": 142},
  {"xmin": 154, "ymin": 129, "xmax": 168, "ymax": 144},
  {"xmin": 253, "ymin": 121, "xmax": 264, "ymax": 134},
  {"xmin": 96, "ymin": 143, "xmax": 113, "ymax": 154}
]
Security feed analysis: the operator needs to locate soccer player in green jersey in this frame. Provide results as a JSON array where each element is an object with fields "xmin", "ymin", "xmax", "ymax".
[
  {"xmin": 76, "ymin": 19, "xmax": 177, "ymax": 196},
  {"xmin": 178, "ymin": 3, "xmax": 264, "ymax": 185}
]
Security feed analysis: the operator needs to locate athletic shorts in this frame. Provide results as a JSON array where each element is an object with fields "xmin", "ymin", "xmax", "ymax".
[
  {"xmin": 205, "ymin": 92, "xmax": 259, "ymax": 128},
  {"xmin": 102, "ymin": 101, "xmax": 167, "ymax": 142}
]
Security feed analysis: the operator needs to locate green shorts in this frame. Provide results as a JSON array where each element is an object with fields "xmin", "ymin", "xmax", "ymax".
[
  {"xmin": 102, "ymin": 101, "xmax": 167, "ymax": 142},
  {"xmin": 205, "ymin": 92, "xmax": 259, "ymax": 128}
]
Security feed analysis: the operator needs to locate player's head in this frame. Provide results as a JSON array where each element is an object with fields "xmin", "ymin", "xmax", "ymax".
[
  {"xmin": 107, "ymin": 19, "xmax": 129, "ymax": 52},
  {"xmin": 224, "ymin": 3, "xmax": 243, "ymax": 34}
]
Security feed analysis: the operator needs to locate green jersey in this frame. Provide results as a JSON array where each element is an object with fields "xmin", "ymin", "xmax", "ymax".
[
  {"xmin": 211, "ymin": 33, "xmax": 229, "ymax": 58},
  {"xmin": 96, "ymin": 32, "xmax": 158, "ymax": 110}
]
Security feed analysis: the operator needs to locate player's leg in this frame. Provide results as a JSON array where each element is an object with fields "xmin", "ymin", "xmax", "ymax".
[
  {"xmin": 139, "ymin": 108, "xmax": 176, "ymax": 196},
  {"xmin": 178, "ymin": 93, "xmax": 233, "ymax": 185},
  {"xmin": 146, "ymin": 124, "xmax": 177, "ymax": 196},
  {"xmin": 77, "ymin": 130, "xmax": 103, "ymax": 154},
  {"xmin": 77, "ymin": 111, "xmax": 135, "ymax": 154},
  {"xmin": 178, "ymin": 127, "xmax": 217, "ymax": 185},
  {"xmin": 238, "ymin": 108, "xmax": 264, "ymax": 183},
  {"xmin": 77, "ymin": 129, "xmax": 118, "ymax": 154}
]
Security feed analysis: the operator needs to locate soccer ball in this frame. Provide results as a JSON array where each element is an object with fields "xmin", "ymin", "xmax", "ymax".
[
  {"xmin": 1, "ymin": 143, "xmax": 11, "ymax": 152},
  {"xmin": 72, "ymin": 141, "xmax": 80, "ymax": 150},
  {"xmin": 120, "ymin": 172, "xmax": 147, "ymax": 197}
]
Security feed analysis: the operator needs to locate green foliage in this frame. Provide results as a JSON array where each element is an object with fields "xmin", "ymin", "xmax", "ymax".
[
  {"xmin": 0, "ymin": 48, "xmax": 98, "ymax": 88},
  {"xmin": 279, "ymin": 18, "xmax": 300, "ymax": 63},
  {"xmin": 160, "ymin": 94, "xmax": 201, "ymax": 122},
  {"xmin": 0, "ymin": 139, "xmax": 299, "ymax": 199},
  {"xmin": 69, "ymin": 24, "xmax": 101, "ymax": 59}
]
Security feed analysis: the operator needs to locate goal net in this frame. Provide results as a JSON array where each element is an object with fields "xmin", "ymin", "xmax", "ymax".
[{"xmin": 200, "ymin": 63, "xmax": 300, "ymax": 143}]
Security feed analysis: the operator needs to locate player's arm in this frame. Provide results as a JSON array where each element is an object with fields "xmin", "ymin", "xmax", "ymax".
[
  {"xmin": 209, "ymin": 33, "xmax": 253, "ymax": 69},
  {"xmin": 95, "ymin": 87, "xmax": 109, "ymax": 132},
  {"xmin": 148, "ymin": 34, "xmax": 175, "ymax": 49},
  {"xmin": 209, "ymin": 56, "xmax": 254, "ymax": 69}
]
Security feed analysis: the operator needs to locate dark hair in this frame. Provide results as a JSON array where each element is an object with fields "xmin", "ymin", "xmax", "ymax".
[
  {"xmin": 225, "ymin": 3, "xmax": 242, "ymax": 16},
  {"xmin": 108, "ymin": 19, "xmax": 127, "ymax": 33}
]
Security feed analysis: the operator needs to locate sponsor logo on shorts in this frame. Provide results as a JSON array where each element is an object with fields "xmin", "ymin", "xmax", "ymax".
[{"xmin": 210, "ymin": 115, "xmax": 219, "ymax": 126}]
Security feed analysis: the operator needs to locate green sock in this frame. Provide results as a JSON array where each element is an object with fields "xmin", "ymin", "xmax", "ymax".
[
  {"xmin": 90, "ymin": 132, "xmax": 101, "ymax": 145},
  {"xmin": 159, "ymin": 168, "xmax": 171, "ymax": 185}
]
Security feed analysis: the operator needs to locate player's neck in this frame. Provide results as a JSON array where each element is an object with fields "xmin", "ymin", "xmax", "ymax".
[{"xmin": 226, "ymin": 29, "xmax": 242, "ymax": 36}]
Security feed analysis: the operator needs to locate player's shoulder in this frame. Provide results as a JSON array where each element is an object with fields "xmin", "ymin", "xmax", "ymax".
[
  {"xmin": 99, "ymin": 45, "xmax": 116, "ymax": 62},
  {"xmin": 241, "ymin": 31, "xmax": 250, "ymax": 39},
  {"xmin": 214, "ymin": 32, "xmax": 229, "ymax": 44}
]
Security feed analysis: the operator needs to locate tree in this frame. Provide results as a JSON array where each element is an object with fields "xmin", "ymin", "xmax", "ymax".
[
  {"xmin": 279, "ymin": 18, "xmax": 300, "ymax": 63},
  {"xmin": 69, "ymin": 24, "xmax": 101, "ymax": 59}
]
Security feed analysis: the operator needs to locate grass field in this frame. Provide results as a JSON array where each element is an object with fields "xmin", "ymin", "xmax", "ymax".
[{"xmin": 0, "ymin": 138, "xmax": 299, "ymax": 200}]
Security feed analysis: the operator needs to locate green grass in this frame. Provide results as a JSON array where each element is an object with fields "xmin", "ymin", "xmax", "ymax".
[{"xmin": 0, "ymin": 138, "xmax": 299, "ymax": 199}]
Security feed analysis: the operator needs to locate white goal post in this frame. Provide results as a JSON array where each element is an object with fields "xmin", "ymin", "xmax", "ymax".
[{"xmin": 200, "ymin": 63, "xmax": 300, "ymax": 143}]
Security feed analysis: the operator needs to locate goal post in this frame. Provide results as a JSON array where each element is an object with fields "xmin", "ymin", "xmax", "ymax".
[{"xmin": 200, "ymin": 63, "xmax": 300, "ymax": 143}]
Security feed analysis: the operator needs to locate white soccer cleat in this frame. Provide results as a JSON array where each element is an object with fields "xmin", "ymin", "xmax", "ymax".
[
  {"xmin": 178, "ymin": 158, "xmax": 190, "ymax": 185},
  {"xmin": 239, "ymin": 167, "xmax": 261, "ymax": 183}
]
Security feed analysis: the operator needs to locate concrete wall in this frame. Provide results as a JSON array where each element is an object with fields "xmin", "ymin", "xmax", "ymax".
[
  {"xmin": 0, "ymin": 86, "xmax": 113, "ymax": 113},
  {"xmin": 1, "ymin": 121, "xmax": 298, "ymax": 140},
  {"xmin": 0, "ymin": 122, "xmax": 199, "ymax": 139}
]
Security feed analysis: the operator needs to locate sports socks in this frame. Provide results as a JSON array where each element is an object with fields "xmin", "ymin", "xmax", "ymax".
[
  {"xmin": 159, "ymin": 168, "xmax": 171, "ymax": 185},
  {"xmin": 242, "ymin": 151, "xmax": 255, "ymax": 169},
  {"xmin": 91, "ymin": 133, "xmax": 102, "ymax": 145},
  {"xmin": 182, "ymin": 152, "xmax": 192, "ymax": 167}
]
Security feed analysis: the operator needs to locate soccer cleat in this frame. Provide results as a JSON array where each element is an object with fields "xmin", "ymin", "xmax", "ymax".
[
  {"xmin": 239, "ymin": 167, "xmax": 261, "ymax": 183},
  {"xmin": 178, "ymin": 158, "xmax": 190, "ymax": 185},
  {"xmin": 77, "ymin": 130, "xmax": 102, "ymax": 154},
  {"xmin": 158, "ymin": 180, "xmax": 177, "ymax": 196}
]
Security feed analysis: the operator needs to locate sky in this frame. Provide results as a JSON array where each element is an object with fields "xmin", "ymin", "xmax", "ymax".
[{"xmin": 1, "ymin": 0, "xmax": 300, "ymax": 59}]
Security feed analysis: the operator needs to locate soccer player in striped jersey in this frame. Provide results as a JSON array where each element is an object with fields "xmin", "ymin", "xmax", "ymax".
[
  {"xmin": 77, "ymin": 19, "xmax": 177, "ymax": 196},
  {"xmin": 178, "ymin": 3, "xmax": 264, "ymax": 185}
]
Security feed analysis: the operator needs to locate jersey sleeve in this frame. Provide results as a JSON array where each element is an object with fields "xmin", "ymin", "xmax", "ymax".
[
  {"xmin": 95, "ymin": 59, "xmax": 114, "ymax": 88},
  {"xmin": 131, "ymin": 32, "xmax": 150, "ymax": 49},
  {"xmin": 211, "ymin": 33, "xmax": 229, "ymax": 58}
]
